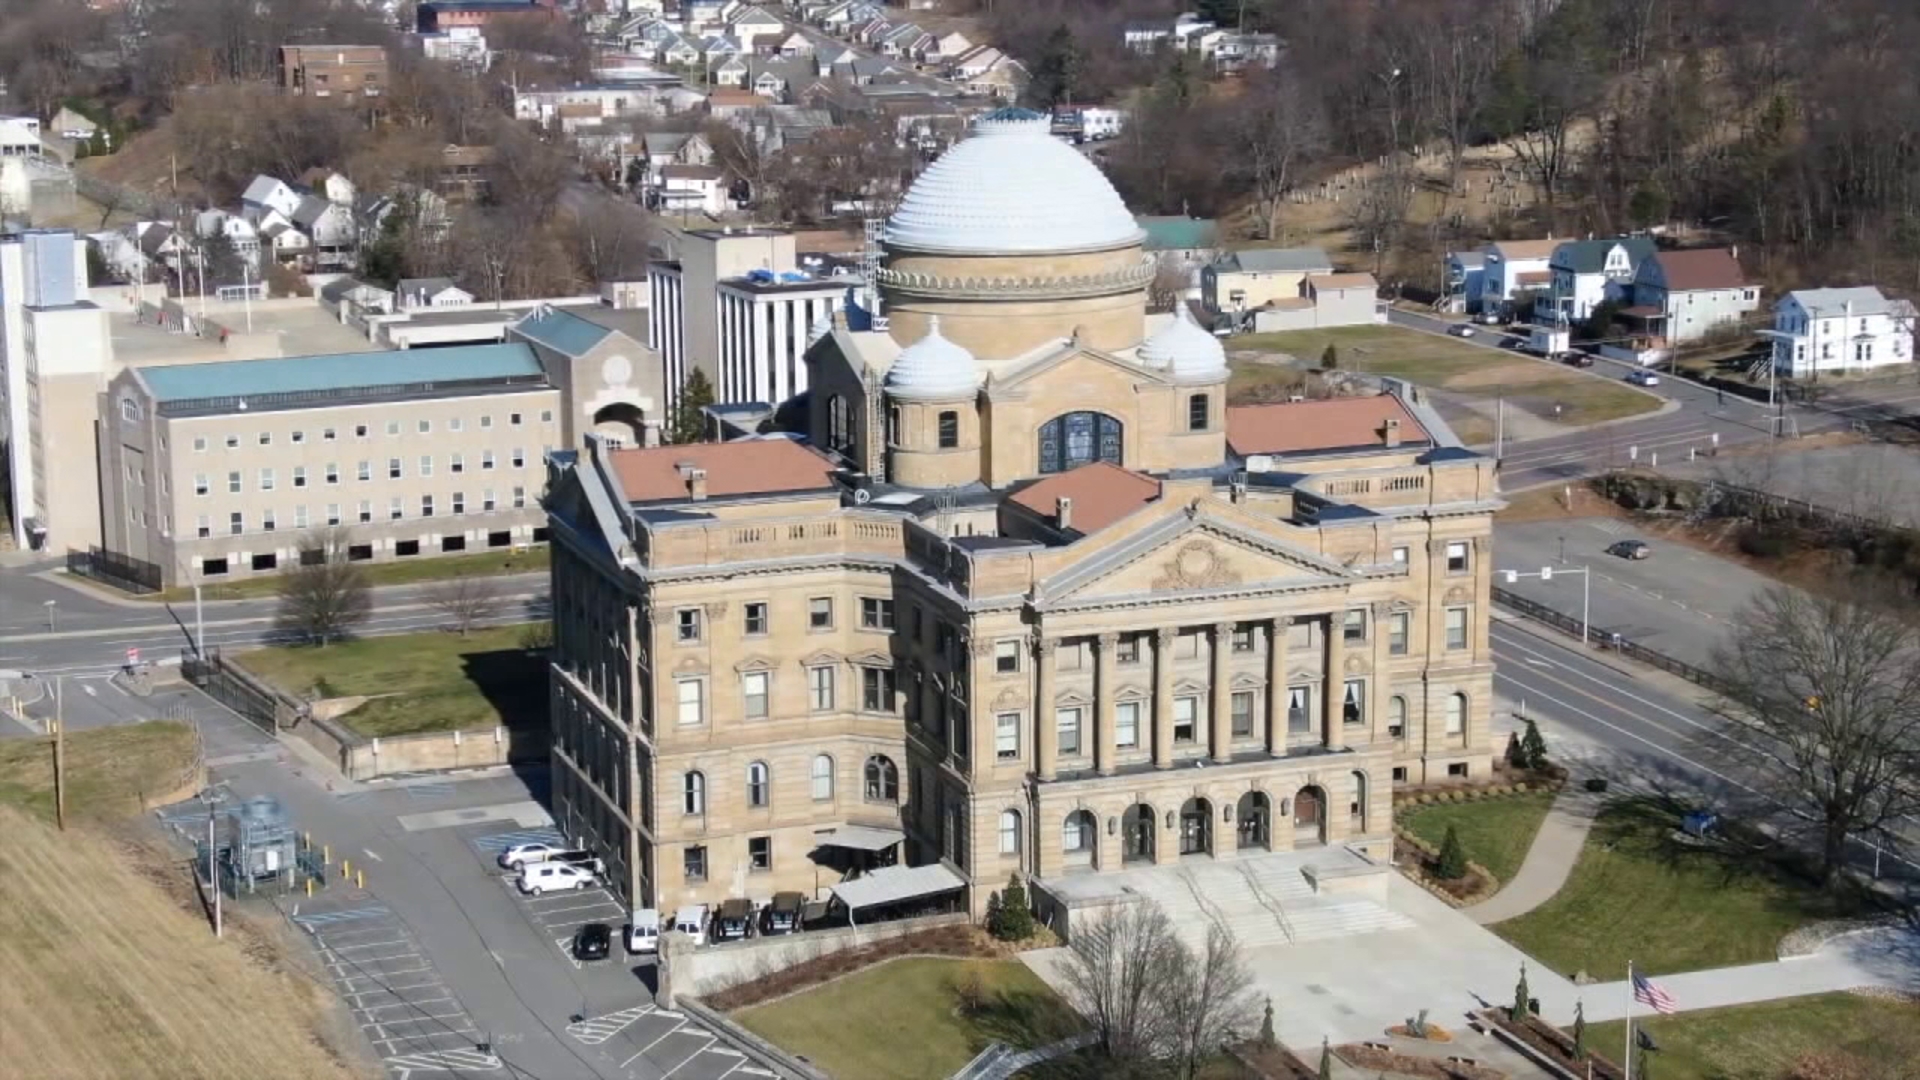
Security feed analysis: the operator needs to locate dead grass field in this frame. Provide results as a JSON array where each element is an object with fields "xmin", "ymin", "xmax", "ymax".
[
  {"xmin": 0, "ymin": 720, "xmax": 202, "ymax": 824},
  {"xmin": 1231, "ymin": 325, "xmax": 1662, "ymax": 427}
]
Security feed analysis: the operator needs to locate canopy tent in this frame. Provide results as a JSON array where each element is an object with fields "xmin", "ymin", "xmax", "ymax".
[
  {"xmin": 828, "ymin": 863, "xmax": 966, "ymax": 927},
  {"xmin": 814, "ymin": 824, "xmax": 905, "ymax": 852}
]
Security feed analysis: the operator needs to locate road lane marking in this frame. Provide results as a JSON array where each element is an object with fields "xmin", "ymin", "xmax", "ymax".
[{"xmin": 363, "ymin": 848, "xmax": 384, "ymax": 862}]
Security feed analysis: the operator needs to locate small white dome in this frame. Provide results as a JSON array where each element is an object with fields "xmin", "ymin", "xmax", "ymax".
[
  {"xmin": 885, "ymin": 317, "xmax": 981, "ymax": 400},
  {"xmin": 1138, "ymin": 304, "xmax": 1227, "ymax": 381},
  {"xmin": 885, "ymin": 108, "xmax": 1144, "ymax": 256}
]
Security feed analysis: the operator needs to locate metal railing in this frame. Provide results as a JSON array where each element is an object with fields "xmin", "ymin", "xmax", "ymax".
[
  {"xmin": 180, "ymin": 648, "xmax": 304, "ymax": 735},
  {"xmin": 66, "ymin": 545, "xmax": 163, "ymax": 594},
  {"xmin": 1491, "ymin": 586, "xmax": 1738, "ymax": 697}
]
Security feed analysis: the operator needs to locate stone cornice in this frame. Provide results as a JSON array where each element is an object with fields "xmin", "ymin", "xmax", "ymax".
[{"xmin": 878, "ymin": 258, "xmax": 1156, "ymax": 301}]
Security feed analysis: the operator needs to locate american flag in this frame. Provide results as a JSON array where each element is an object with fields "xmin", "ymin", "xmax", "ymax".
[{"xmin": 1633, "ymin": 972, "xmax": 1677, "ymax": 1015}]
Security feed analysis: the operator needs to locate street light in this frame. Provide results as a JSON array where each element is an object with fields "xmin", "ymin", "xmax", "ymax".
[{"xmin": 1503, "ymin": 565, "xmax": 1592, "ymax": 645}]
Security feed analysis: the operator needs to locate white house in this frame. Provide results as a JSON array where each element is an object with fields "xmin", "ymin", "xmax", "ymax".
[
  {"xmin": 1442, "ymin": 250, "xmax": 1484, "ymax": 314},
  {"xmin": 1122, "ymin": 21, "xmax": 1172, "ymax": 52},
  {"xmin": 725, "ymin": 6, "xmax": 786, "ymax": 44},
  {"xmin": 419, "ymin": 26, "xmax": 489, "ymax": 69},
  {"xmin": 193, "ymin": 208, "xmax": 263, "ymax": 270},
  {"xmin": 260, "ymin": 219, "xmax": 311, "ymax": 264},
  {"xmin": 240, "ymin": 175, "xmax": 303, "ymax": 223},
  {"xmin": 1533, "ymin": 236, "xmax": 1655, "ymax": 327},
  {"xmin": 1170, "ymin": 14, "xmax": 1218, "ymax": 49},
  {"xmin": 1478, "ymin": 238, "xmax": 1559, "ymax": 316},
  {"xmin": 299, "ymin": 168, "xmax": 357, "ymax": 207},
  {"xmin": 1625, "ymin": 247, "xmax": 1759, "ymax": 344},
  {"xmin": 929, "ymin": 31, "xmax": 971, "ymax": 61},
  {"xmin": 1769, "ymin": 286, "xmax": 1916, "ymax": 377},
  {"xmin": 292, "ymin": 194, "xmax": 357, "ymax": 269},
  {"xmin": 0, "ymin": 115, "xmax": 44, "ymax": 158},
  {"xmin": 50, "ymin": 107, "xmax": 99, "ymax": 145},
  {"xmin": 396, "ymin": 277, "xmax": 474, "ymax": 310}
]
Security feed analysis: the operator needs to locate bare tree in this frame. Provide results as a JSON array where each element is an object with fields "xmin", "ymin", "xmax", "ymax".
[
  {"xmin": 1711, "ymin": 583, "xmax": 1920, "ymax": 885},
  {"xmin": 1166, "ymin": 922, "xmax": 1259, "ymax": 1080},
  {"xmin": 1345, "ymin": 170, "xmax": 1414, "ymax": 277},
  {"xmin": 1147, "ymin": 253, "xmax": 1191, "ymax": 314},
  {"xmin": 427, "ymin": 573, "xmax": 502, "ymax": 638},
  {"xmin": 1235, "ymin": 67, "xmax": 1325, "ymax": 241},
  {"xmin": 274, "ymin": 527, "xmax": 371, "ymax": 646},
  {"xmin": 1057, "ymin": 901, "xmax": 1181, "ymax": 1064}
]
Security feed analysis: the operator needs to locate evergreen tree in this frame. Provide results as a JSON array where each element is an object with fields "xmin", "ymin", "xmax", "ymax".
[
  {"xmin": 1321, "ymin": 343, "xmax": 1339, "ymax": 370},
  {"xmin": 1519, "ymin": 718, "xmax": 1549, "ymax": 771},
  {"xmin": 1260, "ymin": 998, "xmax": 1276, "ymax": 1048},
  {"xmin": 984, "ymin": 890, "xmax": 1003, "ymax": 934},
  {"xmin": 1435, "ymin": 824, "xmax": 1468, "ymax": 880},
  {"xmin": 992, "ymin": 873, "xmax": 1035, "ymax": 941},
  {"xmin": 1513, "ymin": 962, "xmax": 1532, "ymax": 1022},
  {"xmin": 1571, "ymin": 1000, "xmax": 1587, "ymax": 1060},
  {"xmin": 1030, "ymin": 25, "xmax": 1083, "ymax": 108},
  {"xmin": 1318, "ymin": 1037, "xmax": 1332, "ymax": 1080},
  {"xmin": 668, "ymin": 369, "xmax": 716, "ymax": 445}
]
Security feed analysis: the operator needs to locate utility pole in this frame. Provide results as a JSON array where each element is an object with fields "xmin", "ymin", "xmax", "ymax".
[
  {"xmin": 52, "ymin": 675, "xmax": 65, "ymax": 831},
  {"xmin": 207, "ymin": 801, "xmax": 223, "ymax": 938}
]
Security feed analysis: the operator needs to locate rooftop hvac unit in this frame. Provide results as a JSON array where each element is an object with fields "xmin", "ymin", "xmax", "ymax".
[{"xmin": 1245, "ymin": 454, "xmax": 1274, "ymax": 473}]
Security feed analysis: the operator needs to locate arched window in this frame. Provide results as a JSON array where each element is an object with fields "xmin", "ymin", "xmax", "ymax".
[
  {"xmin": 1350, "ymin": 769, "xmax": 1369, "ymax": 829},
  {"xmin": 746, "ymin": 761, "xmax": 770, "ymax": 808},
  {"xmin": 827, "ymin": 394, "xmax": 850, "ymax": 451},
  {"xmin": 1445, "ymin": 692, "xmax": 1467, "ymax": 736},
  {"xmin": 937, "ymin": 410, "xmax": 959, "ymax": 449},
  {"xmin": 682, "ymin": 770, "xmax": 705, "ymax": 816},
  {"xmin": 886, "ymin": 404, "xmax": 900, "ymax": 447},
  {"xmin": 1387, "ymin": 695, "xmax": 1407, "ymax": 739},
  {"xmin": 1062, "ymin": 810, "xmax": 1095, "ymax": 853},
  {"xmin": 1037, "ymin": 411, "xmax": 1123, "ymax": 474},
  {"xmin": 810, "ymin": 754, "xmax": 835, "ymax": 801},
  {"xmin": 864, "ymin": 754, "xmax": 899, "ymax": 802},
  {"xmin": 999, "ymin": 809, "xmax": 1022, "ymax": 855}
]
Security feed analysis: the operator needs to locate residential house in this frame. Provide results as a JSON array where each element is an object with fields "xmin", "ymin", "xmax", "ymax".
[
  {"xmin": 1624, "ymin": 247, "xmax": 1758, "ymax": 344},
  {"xmin": 813, "ymin": 41, "xmax": 853, "ymax": 75},
  {"xmin": 438, "ymin": 145, "xmax": 494, "ymax": 201},
  {"xmin": 1769, "ymin": 286, "xmax": 1917, "ymax": 378},
  {"xmin": 700, "ymin": 34, "xmax": 744, "ymax": 63},
  {"xmin": 136, "ymin": 221, "xmax": 190, "ymax": 275},
  {"xmin": 1250, "ymin": 273, "xmax": 1382, "ymax": 333},
  {"xmin": 259, "ymin": 219, "xmax": 312, "ymax": 264},
  {"xmin": 418, "ymin": 0, "xmax": 560, "ymax": 33},
  {"xmin": 396, "ymin": 277, "xmax": 476, "ymax": 309},
  {"xmin": 773, "ymin": 31, "xmax": 814, "ymax": 57},
  {"xmin": 1211, "ymin": 31, "xmax": 1282, "ymax": 71},
  {"xmin": 1477, "ymin": 238, "xmax": 1559, "ymax": 317},
  {"xmin": 623, "ymin": 16, "xmax": 678, "ymax": 50},
  {"xmin": 1170, "ymin": 13, "xmax": 1218, "ymax": 49},
  {"xmin": 279, "ymin": 44, "xmax": 389, "ymax": 102},
  {"xmin": 929, "ymin": 31, "xmax": 970, "ymax": 60},
  {"xmin": 879, "ymin": 23, "xmax": 931, "ymax": 59},
  {"xmin": 240, "ymin": 175, "xmax": 303, "ymax": 223},
  {"xmin": 712, "ymin": 54, "xmax": 753, "ymax": 86},
  {"xmin": 192, "ymin": 209, "xmax": 262, "ymax": 270},
  {"xmin": 950, "ymin": 48, "xmax": 1025, "ymax": 99},
  {"xmin": 707, "ymin": 87, "xmax": 770, "ymax": 118},
  {"xmin": 653, "ymin": 164, "xmax": 731, "ymax": 216},
  {"xmin": 1122, "ymin": 21, "xmax": 1172, "ymax": 52},
  {"xmin": 1138, "ymin": 215, "xmax": 1218, "ymax": 303},
  {"xmin": 1533, "ymin": 236, "xmax": 1655, "ymax": 327},
  {"xmin": 0, "ymin": 116, "xmax": 42, "ymax": 158},
  {"xmin": 660, "ymin": 34, "xmax": 703, "ymax": 67},
  {"xmin": 299, "ymin": 168, "xmax": 357, "ymax": 206},
  {"xmin": 418, "ymin": 25, "xmax": 490, "ymax": 69},
  {"xmin": 293, "ymin": 194, "xmax": 358, "ymax": 270},
  {"xmin": 1441, "ymin": 250, "xmax": 1484, "ymax": 314},
  {"xmin": 1202, "ymin": 246, "xmax": 1335, "ymax": 314},
  {"xmin": 639, "ymin": 131, "xmax": 713, "ymax": 186},
  {"xmin": 725, "ymin": 5, "xmax": 787, "ymax": 44}
]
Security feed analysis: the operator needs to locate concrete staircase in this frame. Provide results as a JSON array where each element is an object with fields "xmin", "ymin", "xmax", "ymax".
[{"xmin": 1116, "ymin": 854, "xmax": 1413, "ymax": 951}]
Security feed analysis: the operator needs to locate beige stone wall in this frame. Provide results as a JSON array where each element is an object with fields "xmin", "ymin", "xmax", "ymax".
[
  {"xmin": 977, "ymin": 353, "xmax": 1226, "ymax": 488},
  {"xmin": 886, "ymin": 395, "xmax": 981, "ymax": 489},
  {"xmin": 886, "ymin": 291, "xmax": 1147, "ymax": 362}
]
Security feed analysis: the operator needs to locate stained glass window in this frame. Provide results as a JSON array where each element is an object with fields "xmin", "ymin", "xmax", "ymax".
[{"xmin": 1038, "ymin": 412, "xmax": 1123, "ymax": 473}]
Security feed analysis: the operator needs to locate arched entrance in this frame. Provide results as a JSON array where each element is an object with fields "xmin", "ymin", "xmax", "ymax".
[
  {"xmin": 1121, "ymin": 803, "xmax": 1156, "ymax": 864},
  {"xmin": 1350, "ymin": 770, "xmax": 1370, "ymax": 834},
  {"xmin": 1292, "ymin": 785, "xmax": 1326, "ymax": 847},
  {"xmin": 591, "ymin": 402, "xmax": 648, "ymax": 447},
  {"xmin": 1235, "ymin": 791, "xmax": 1270, "ymax": 851},
  {"xmin": 1062, "ymin": 809, "xmax": 1099, "ymax": 872},
  {"xmin": 1179, "ymin": 797, "xmax": 1212, "ymax": 856}
]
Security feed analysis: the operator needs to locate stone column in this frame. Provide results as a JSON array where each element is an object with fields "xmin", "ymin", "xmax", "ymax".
[
  {"xmin": 1209, "ymin": 622, "xmax": 1234, "ymax": 763},
  {"xmin": 1034, "ymin": 632, "xmax": 1057, "ymax": 782},
  {"xmin": 1266, "ymin": 616, "xmax": 1291, "ymax": 755},
  {"xmin": 1324, "ymin": 613, "xmax": 1346, "ymax": 751},
  {"xmin": 1094, "ymin": 632, "xmax": 1119, "ymax": 776},
  {"xmin": 1370, "ymin": 601, "xmax": 1394, "ymax": 744},
  {"xmin": 1152, "ymin": 627, "xmax": 1177, "ymax": 769}
]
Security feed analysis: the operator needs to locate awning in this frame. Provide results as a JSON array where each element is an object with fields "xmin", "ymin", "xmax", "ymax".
[
  {"xmin": 830, "ymin": 863, "xmax": 966, "ymax": 910},
  {"xmin": 816, "ymin": 825, "xmax": 905, "ymax": 852}
]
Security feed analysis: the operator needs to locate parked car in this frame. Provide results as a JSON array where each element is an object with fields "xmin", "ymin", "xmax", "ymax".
[
  {"xmin": 1478, "ymin": 310, "xmax": 1505, "ymax": 325},
  {"xmin": 671, "ymin": 904, "xmax": 709, "ymax": 947},
  {"xmin": 574, "ymin": 922, "xmax": 612, "ymax": 962},
  {"xmin": 627, "ymin": 908, "xmax": 661, "ymax": 955},
  {"xmin": 1607, "ymin": 540, "xmax": 1652, "ymax": 560},
  {"xmin": 762, "ymin": 892, "xmax": 805, "ymax": 936},
  {"xmin": 498, "ymin": 842, "xmax": 561, "ymax": 869},
  {"xmin": 1626, "ymin": 369, "xmax": 1660, "ymax": 386},
  {"xmin": 518, "ymin": 862, "xmax": 597, "ymax": 895},
  {"xmin": 712, "ymin": 898, "xmax": 755, "ymax": 944},
  {"xmin": 1448, "ymin": 324, "xmax": 1476, "ymax": 338},
  {"xmin": 1561, "ymin": 352, "xmax": 1595, "ymax": 367}
]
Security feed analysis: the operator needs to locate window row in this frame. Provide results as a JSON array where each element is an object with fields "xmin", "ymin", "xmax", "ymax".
[
  {"xmin": 673, "ymin": 596, "xmax": 893, "ymax": 643},
  {"xmin": 191, "ymin": 488, "xmax": 528, "ymax": 537},
  {"xmin": 189, "ymin": 411, "xmax": 553, "ymax": 452},
  {"xmin": 679, "ymin": 754, "xmax": 898, "ymax": 815},
  {"xmin": 1344, "ymin": 606, "xmax": 1474, "ymax": 653},
  {"xmin": 192, "ymin": 450, "xmax": 533, "ymax": 494},
  {"xmin": 674, "ymin": 666, "xmax": 896, "ymax": 722}
]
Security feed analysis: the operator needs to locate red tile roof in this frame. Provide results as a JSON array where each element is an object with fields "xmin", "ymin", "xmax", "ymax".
[
  {"xmin": 1006, "ymin": 462, "xmax": 1161, "ymax": 535},
  {"xmin": 1226, "ymin": 395, "xmax": 1430, "ymax": 456},
  {"xmin": 608, "ymin": 441, "xmax": 838, "ymax": 503},
  {"xmin": 1654, "ymin": 248, "xmax": 1748, "ymax": 291}
]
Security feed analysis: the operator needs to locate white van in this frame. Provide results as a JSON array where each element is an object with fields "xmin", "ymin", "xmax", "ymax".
[
  {"xmin": 671, "ymin": 904, "xmax": 708, "ymax": 947},
  {"xmin": 518, "ymin": 862, "xmax": 596, "ymax": 896},
  {"xmin": 627, "ymin": 908, "xmax": 661, "ymax": 955}
]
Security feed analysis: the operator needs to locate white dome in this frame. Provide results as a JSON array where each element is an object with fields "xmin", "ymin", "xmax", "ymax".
[
  {"xmin": 885, "ymin": 317, "xmax": 981, "ymax": 400},
  {"xmin": 1138, "ymin": 304, "xmax": 1227, "ymax": 381},
  {"xmin": 885, "ymin": 108, "xmax": 1144, "ymax": 255}
]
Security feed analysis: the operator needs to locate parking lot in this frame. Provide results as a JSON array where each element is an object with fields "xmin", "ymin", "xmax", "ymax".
[
  {"xmin": 469, "ymin": 826, "xmax": 632, "ymax": 970},
  {"xmin": 290, "ymin": 896, "xmax": 500, "ymax": 1079}
]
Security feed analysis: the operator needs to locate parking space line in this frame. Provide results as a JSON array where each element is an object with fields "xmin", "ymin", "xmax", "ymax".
[
  {"xmin": 621, "ymin": 1020, "xmax": 691, "ymax": 1068},
  {"xmin": 658, "ymin": 1036, "xmax": 718, "ymax": 1079},
  {"xmin": 362, "ymin": 997, "xmax": 458, "ymax": 1013},
  {"xmin": 320, "ymin": 938, "xmax": 412, "ymax": 952}
]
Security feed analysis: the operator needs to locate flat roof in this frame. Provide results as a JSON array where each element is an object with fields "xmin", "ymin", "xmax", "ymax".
[
  {"xmin": 514, "ymin": 306, "xmax": 613, "ymax": 355},
  {"xmin": 829, "ymin": 863, "xmax": 966, "ymax": 910},
  {"xmin": 139, "ymin": 343, "xmax": 546, "ymax": 410},
  {"xmin": 608, "ymin": 440, "xmax": 839, "ymax": 505}
]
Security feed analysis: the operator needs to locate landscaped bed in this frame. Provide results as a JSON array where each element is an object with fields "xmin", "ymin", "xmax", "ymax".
[
  {"xmin": 1491, "ymin": 798, "xmax": 1884, "ymax": 979},
  {"xmin": 1400, "ymin": 790, "xmax": 1555, "ymax": 887},
  {"xmin": 235, "ymin": 624, "xmax": 548, "ymax": 738},
  {"xmin": 733, "ymin": 955, "xmax": 1080, "ymax": 1080}
]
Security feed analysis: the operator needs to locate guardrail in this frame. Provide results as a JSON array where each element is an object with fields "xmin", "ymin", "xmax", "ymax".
[{"xmin": 1490, "ymin": 585, "xmax": 1737, "ymax": 697}]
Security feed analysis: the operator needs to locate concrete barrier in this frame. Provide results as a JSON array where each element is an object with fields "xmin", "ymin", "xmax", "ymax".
[
  {"xmin": 682, "ymin": 912, "xmax": 969, "ymax": 996},
  {"xmin": 289, "ymin": 701, "xmax": 546, "ymax": 781}
]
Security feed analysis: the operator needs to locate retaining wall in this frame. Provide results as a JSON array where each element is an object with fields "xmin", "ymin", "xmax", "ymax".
[{"xmin": 679, "ymin": 912, "xmax": 969, "ymax": 996}]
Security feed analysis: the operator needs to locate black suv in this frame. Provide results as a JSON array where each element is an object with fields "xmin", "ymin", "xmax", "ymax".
[
  {"xmin": 762, "ymin": 892, "xmax": 805, "ymax": 936},
  {"xmin": 573, "ymin": 922, "xmax": 612, "ymax": 962},
  {"xmin": 712, "ymin": 899, "xmax": 755, "ymax": 943}
]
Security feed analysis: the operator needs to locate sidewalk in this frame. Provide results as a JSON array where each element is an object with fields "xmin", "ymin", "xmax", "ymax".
[
  {"xmin": 1465, "ymin": 786, "xmax": 1602, "ymax": 925},
  {"xmin": 1575, "ymin": 924, "xmax": 1919, "ymax": 1022}
]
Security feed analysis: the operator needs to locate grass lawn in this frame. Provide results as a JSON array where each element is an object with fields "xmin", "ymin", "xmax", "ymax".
[
  {"xmin": 1230, "ymin": 325, "xmax": 1661, "ymax": 426},
  {"xmin": 1493, "ymin": 799, "xmax": 1882, "ymax": 980},
  {"xmin": 0, "ymin": 720, "xmax": 200, "ymax": 823},
  {"xmin": 130, "ymin": 546, "xmax": 551, "ymax": 602},
  {"xmin": 1400, "ymin": 791, "xmax": 1555, "ymax": 886},
  {"xmin": 235, "ymin": 624, "xmax": 548, "ymax": 738},
  {"xmin": 1586, "ymin": 993, "xmax": 1920, "ymax": 1080},
  {"xmin": 736, "ymin": 957, "xmax": 1080, "ymax": 1080}
]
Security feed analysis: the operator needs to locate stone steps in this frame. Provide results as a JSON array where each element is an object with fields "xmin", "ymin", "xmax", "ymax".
[{"xmin": 1108, "ymin": 857, "xmax": 1414, "ymax": 950}]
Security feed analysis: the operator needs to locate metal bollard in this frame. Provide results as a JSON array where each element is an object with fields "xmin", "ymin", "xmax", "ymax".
[
  {"xmin": 323, "ymin": 843, "xmax": 331, "ymax": 865},
  {"xmin": 357, "ymin": 869, "xmax": 365, "ymax": 889},
  {"xmin": 343, "ymin": 858, "xmax": 351, "ymax": 878},
  {"xmin": 306, "ymin": 878, "xmax": 315, "ymax": 898}
]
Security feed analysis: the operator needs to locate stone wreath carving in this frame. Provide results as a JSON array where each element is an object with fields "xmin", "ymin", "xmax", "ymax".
[{"xmin": 1152, "ymin": 540, "xmax": 1242, "ymax": 591}]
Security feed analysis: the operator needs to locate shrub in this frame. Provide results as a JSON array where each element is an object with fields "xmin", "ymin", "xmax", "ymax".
[
  {"xmin": 952, "ymin": 967, "xmax": 988, "ymax": 1016},
  {"xmin": 989, "ymin": 873, "xmax": 1034, "ymax": 941},
  {"xmin": 1435, "ymin": 825, "xmax": 1468, "ymax": 880},
  {"xmin": 1321, "ymin": 343, "xmax": 1339, "ymax": 370},
  {"xmin": 1518, "ymin": 718, "xmax": 1549, "ymax": 770},
  {"xmin": 1738, "ymin": 527, "xmax": 1792, "ymax": 558}
]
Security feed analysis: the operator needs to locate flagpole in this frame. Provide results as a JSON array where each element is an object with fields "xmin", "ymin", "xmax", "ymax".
[{"xmin": 1624, "ymin": 960, "xmax": 1634, "ymax": 1080}]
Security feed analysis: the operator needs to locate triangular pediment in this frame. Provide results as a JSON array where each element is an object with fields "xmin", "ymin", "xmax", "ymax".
[
  {"xmin": 1041, "ymin": 513, "xmax": 1351, "ymax": 608},
  {"xmin": 987, "ymin": 342, "xmax": 1170, "ymax": 399}
]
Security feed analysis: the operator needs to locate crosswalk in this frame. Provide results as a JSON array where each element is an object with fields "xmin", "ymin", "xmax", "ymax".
[
  {"xmin": 292, "ymin": 904, "xmax": 394, "ymax": 929},
  {"xmin": 385, "ymin": 1048, "xmax": 501, "ymax": 1079},
  {"xmin": 566, "ymin": 1004, "xmax": 660, "ymax": 1045}
]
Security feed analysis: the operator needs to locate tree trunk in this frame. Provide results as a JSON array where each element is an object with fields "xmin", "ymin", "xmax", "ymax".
[{"xmin": 1821, "ymin": 818, "xmax": 1849, "ymax": 887}]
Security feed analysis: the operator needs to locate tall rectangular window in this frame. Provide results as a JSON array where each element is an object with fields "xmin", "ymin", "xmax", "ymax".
[
  {"xmin": 1287, "ymin": 687, "xmax": 1311, "ymax": 733},
  {"xmin": 292, "ymin": 466, "xmax": 307, "ymax": 488},
  {"xmin": 357, "ymin": 460, "xmax": 371, "ymax": 481},
  {"xmin": 994, "ymin": 640, "xmax": 1021, "ymax": 673},
  {"xmin": 1446, "ymin": 540, "xmax": 1470, "ymax": 574},
  {"xmin": 1187, "ymin": 392, "xmax": 1209, "ymax": 431},
  {"xmin": 995, "ymin": 712, "xmax": 1020, "ymax": 759},
  {"xmin": 1342, "ymin": 680, "xmax": 1366, "ymax": 726},
  {"xmin": 1389, "ymin": 612, "xmax": 1410, "ymax": 656},
  {"xmin": 676, "ymin": 678, "xmax": 704, "ymax": 725},
  {"xmin": 420, "ymin": 494, "xmax": 434, "ymax": 517},
  {"xmin": 1115, "ymin": 700, "xmax": 1141, "ymax": 747},
  {"xmin": 1231, "ymin": 691, "xmax": 1254, "ymax": 737},
  {"xmin": 259, "ymin": 468, "xmax": 275, "ymax": 491},
  {"xmin": 742, "ymin": 671, "xmax": 769, "ymax": 719},
  {"xmin": 1445, "ymin": 607, "xmax": 1469, "ymax": 651},
  {"xmin": 389, "ymin": 457, "xmax": 402, "ymax": 479},
  {"xmin": 1343, "ymin": 608, "xmax": 1367, "ymax": 642},
  {"xmin": 744, "ymin": 602, "xmax": 768, "ymax": 635},
  {"xmin": 419, "ymin": 455, "xmax": 433, "ymax": 477},
  {"xmin": 861, "ymin": 668, "xmax": 895, "ymax": 712},
  {"xmin": 937, "ymin": 410, "xmax": 959, "ymax": 448},
  {"xmin": 676, "ymin": 608, "xmax": 701, "ymax": 642},
  {"xmin": 1173, "ymin": 696, "xmax": 1197, "ymax": 742},
  {"xmin": 808, "ymin": 665, "xmax": 834, "ymax": 711},
  {"xmin": 808, "ymin": 597, "xmax": 833, "ymax": 629},
  {"xmin": 1056, "ymin": 707, "xmax": 1082, "ymax": 756}
]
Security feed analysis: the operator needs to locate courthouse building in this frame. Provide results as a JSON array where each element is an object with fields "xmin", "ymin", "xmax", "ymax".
[{"xmin": 544, "ymin": 109, "xmax": 1500, "ymax": 917}]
